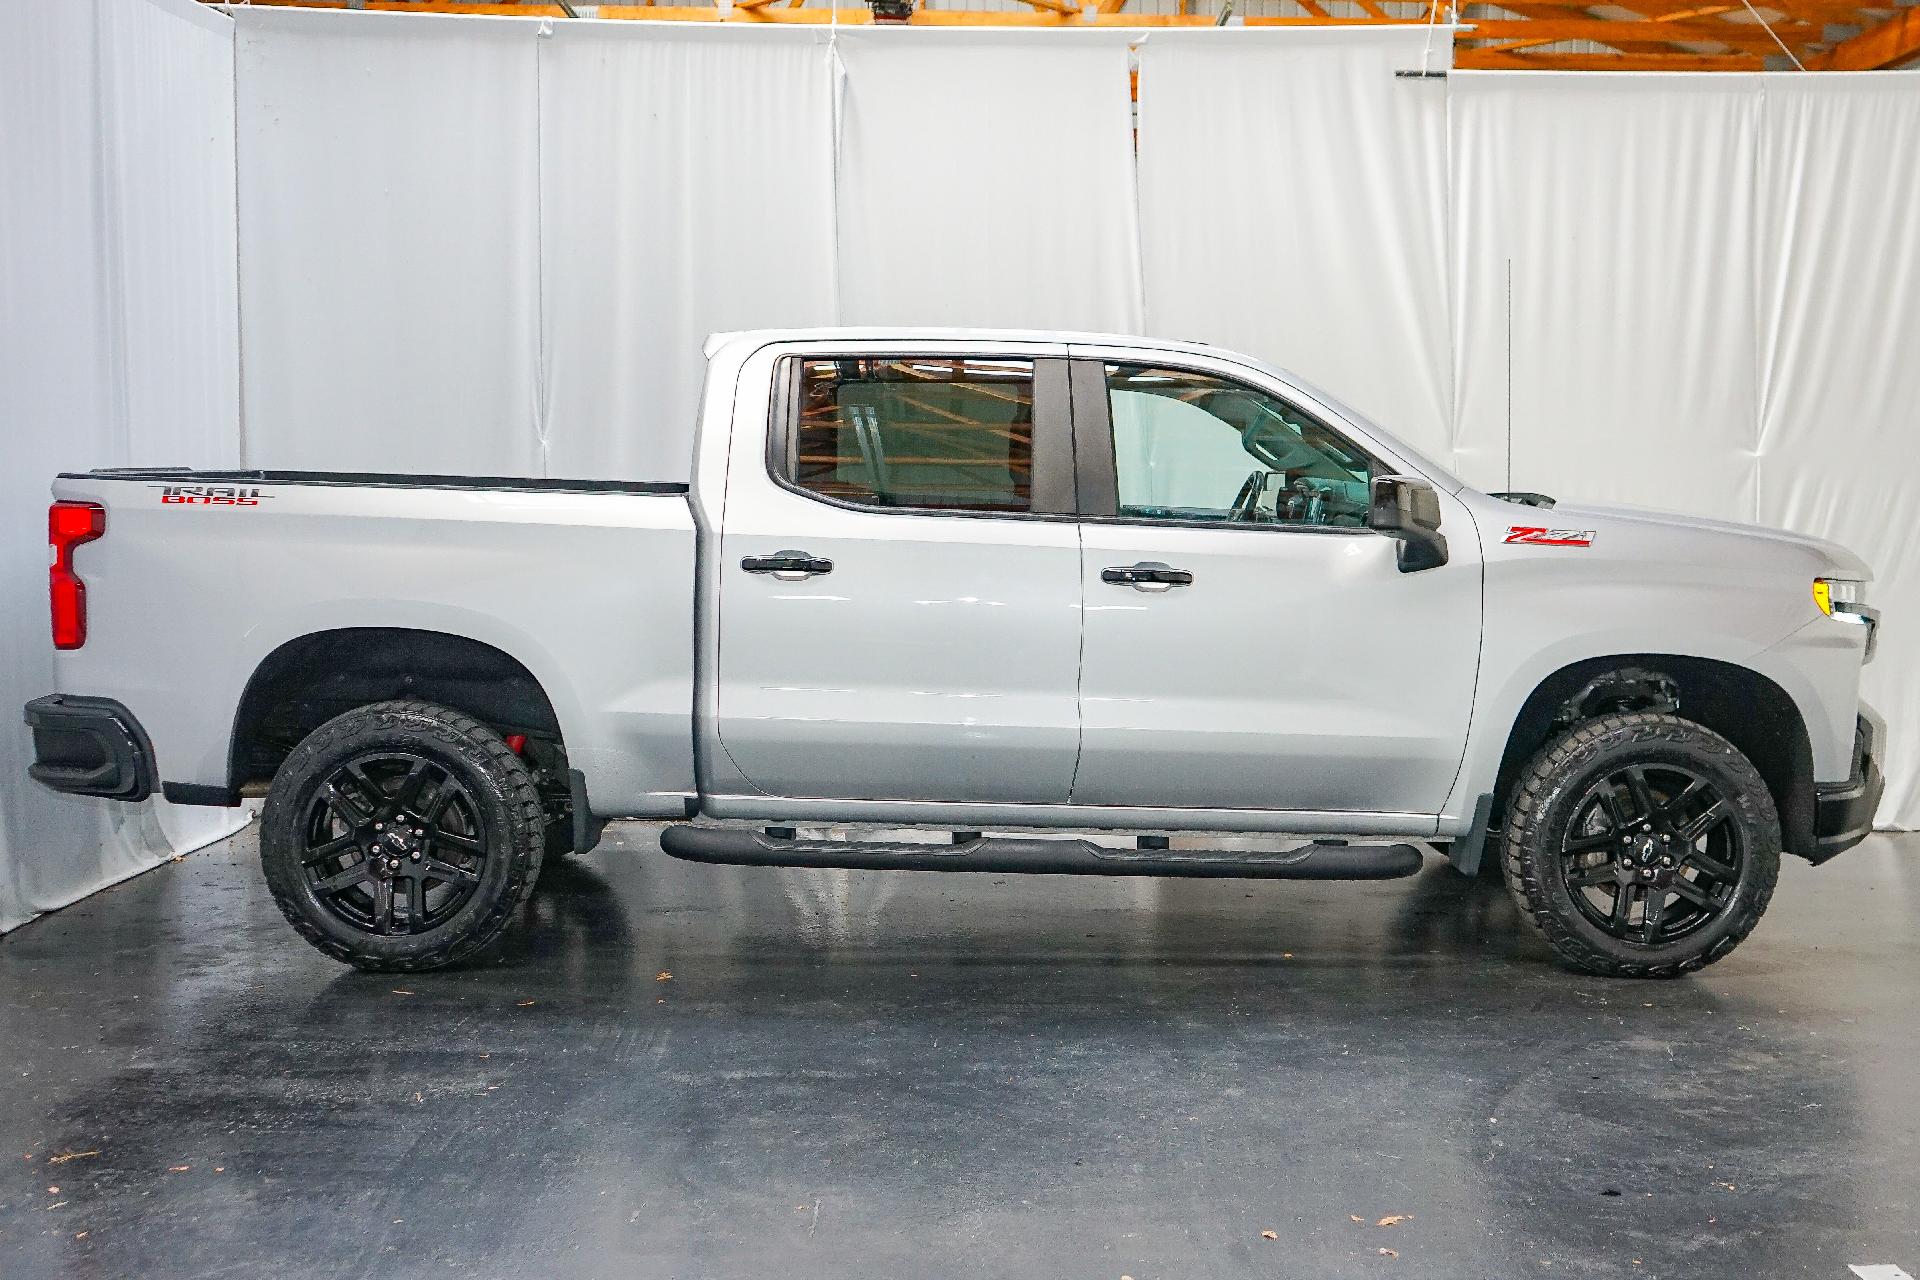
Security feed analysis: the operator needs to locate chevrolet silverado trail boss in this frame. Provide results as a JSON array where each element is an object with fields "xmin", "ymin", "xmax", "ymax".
[{"xmin": 26, "ymin": 330, "xmax": 1884, "ymax": 978}]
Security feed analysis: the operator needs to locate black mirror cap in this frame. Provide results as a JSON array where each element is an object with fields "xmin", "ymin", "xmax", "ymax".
[{"xmin": 1367, "ymin": 474, "xmax": 1449, "ymax": 573}]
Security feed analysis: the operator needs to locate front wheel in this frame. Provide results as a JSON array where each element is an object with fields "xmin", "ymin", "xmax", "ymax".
[
  {"xmin": 260, "ymin": 700, "xmax": 546, "ymax": 971},
  {"xmin": 1503, "ymin": 712, "xmax": 1780, "ymax": 978}
]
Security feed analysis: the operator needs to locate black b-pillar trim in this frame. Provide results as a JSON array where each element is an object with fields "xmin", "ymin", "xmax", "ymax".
[
  {"xmin": 1067, "ymin": 357, "xmax": 1119, "ymax": 518},
  {"xmin": 1028, "ymin": 357, "xmax": 1077, "ymax": 517}
]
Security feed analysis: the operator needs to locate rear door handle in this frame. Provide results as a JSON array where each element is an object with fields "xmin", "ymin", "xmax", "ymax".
[
  {"xmin": 742, "ymin": 551, "xmax": 834, "ymax": 580},
  {"xmin": 1101, "ymin": 562, "xmax": 1194, "ymax": 591}
]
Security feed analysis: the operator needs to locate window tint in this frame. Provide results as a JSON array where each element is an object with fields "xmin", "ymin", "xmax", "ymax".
[
  {"xmin": 789, "ymin": 357, "xmax": 1035, "ymax": 513},
  {"xmin": 1105, "ymin": 364, "xmax": 1376, "ymax": 527}
]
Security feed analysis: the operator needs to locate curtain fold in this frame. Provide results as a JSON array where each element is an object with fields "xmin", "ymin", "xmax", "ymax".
[
  {"xmin": 1449, "ymin": 72, "xmax": 1765, "ymax": 514},
  {"xmin": 1136, "ymin": 28, "xmax": 1455, "ymax": 467},
  {"xmin": 831, "ymin": 27, "xmax": 1144, "ymax": 334},
  {"xmin": 1754, "ymin": 75, "xmax": 1920, "ymax": 827},
  {"xmin": 235, "ymin": 8, "xmax": 542, "ymax": 476},
  {"xmin": 0, "ymin": 0, "xmax": 248, "ymax": 934},
  {"xmin": 537, "ymin": 23, "xmax": 838, "ymax": 481}
]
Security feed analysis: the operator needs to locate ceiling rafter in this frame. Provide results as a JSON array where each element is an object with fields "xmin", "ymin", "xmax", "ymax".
[
  {"xmin": 202, "ymin": 0, "xmax": 1920, "ymax": 71},
  {"xmin": 1808, "ymin": 1, "xmax": 1920, "ymax": 64}
]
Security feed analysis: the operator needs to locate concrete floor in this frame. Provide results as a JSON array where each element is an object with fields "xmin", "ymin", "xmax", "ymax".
[{"xmin": 0, "ymin": 826, "xmax": 1915, "ymax": 1280}]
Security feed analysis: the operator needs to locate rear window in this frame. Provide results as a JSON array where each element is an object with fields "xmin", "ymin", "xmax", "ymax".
[{"xmin": 786, "ymin": 357, "xmax": 1036, "ymax": 513}]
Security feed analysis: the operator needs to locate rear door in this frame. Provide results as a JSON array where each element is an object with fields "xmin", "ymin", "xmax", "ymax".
[
  {"xmin": 712, "ymin": 342, "xmax": 1084, "ymax": 805},
  {"xmin": 1067, "ymin": 349, "xmax": 1482, "ymax": 816}
]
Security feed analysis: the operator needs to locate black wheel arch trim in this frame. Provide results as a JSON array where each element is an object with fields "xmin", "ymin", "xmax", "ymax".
[
  {"xmin": 1493, "ymin": 655, "xmax": 1822, "ymax": 862},
  {"xmin": 225, "ymin": 627, "xmax": 567, "ymax": 795}
]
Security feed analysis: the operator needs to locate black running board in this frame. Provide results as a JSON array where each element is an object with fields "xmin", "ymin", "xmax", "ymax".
[{"xmin": 659, "ymin": 826, "xmax": 1424, "ymax": 881}]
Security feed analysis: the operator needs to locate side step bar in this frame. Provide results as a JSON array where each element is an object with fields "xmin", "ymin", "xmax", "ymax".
[{"xmin": 659, "ymin": 826, "xmax": 1424, "ymax": 881}]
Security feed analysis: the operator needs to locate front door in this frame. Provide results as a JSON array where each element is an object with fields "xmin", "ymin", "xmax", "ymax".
[
  {"xmin": 714, "ymin": 346, "xmax": 1084, "ymax": 805},
  {"xmin": 1069, "ymin": 352, "xmax": 1482, "ymax": 817}
]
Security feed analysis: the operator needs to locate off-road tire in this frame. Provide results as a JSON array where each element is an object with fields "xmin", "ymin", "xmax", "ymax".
[
  {"xmin": 260, "ymin": 699, "xmax": 545, "ymax": 971},
  {"xmin": 1503, "ymin": 712, "xmax": 1780, "ymax": 978}
]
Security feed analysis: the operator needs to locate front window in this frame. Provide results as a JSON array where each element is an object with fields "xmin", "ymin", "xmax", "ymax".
[
  {"xmin": 1105, "ymin": 363, "xmax": 1376, "ymax": 527},
  {"xmin": 787, "ymin": 357, "xmax": 1036, "ymax": 513}
]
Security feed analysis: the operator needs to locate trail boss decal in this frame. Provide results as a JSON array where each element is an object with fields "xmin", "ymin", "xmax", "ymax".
[
  {"xmin": 1505, "ymin": 526, "xmax": 1595, "ymax": 547},
  {"xmin": 151, "ymin": 484, "xmax": 267, "ymax": 507}
]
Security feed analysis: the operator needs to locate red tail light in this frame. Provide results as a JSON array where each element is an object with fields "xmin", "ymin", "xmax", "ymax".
[{"xmin": 49, "ymin": 501, "xmax": 105, "ymax": 650}]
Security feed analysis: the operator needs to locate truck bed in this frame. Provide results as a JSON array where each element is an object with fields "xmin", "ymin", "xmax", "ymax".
[{"xmin": 49, "ymin": 467, "xmax": 699, "ymax": 817}]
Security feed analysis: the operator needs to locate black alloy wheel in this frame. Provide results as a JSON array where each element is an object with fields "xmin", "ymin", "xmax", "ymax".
[
  {"xmin": 261, "ymin": 700, "xmax": 545, "ymax": 971},
  {"xmin": 300, "ymin": 752, "xmax": 489, "ymax": 937},
  {"xmin": 1558, "ymin": 762, "xmax": 1743, "ymax": 946},
  {"xmin": 1503, "ymin": 711, "xmax": 1780, "ymax": 978}
]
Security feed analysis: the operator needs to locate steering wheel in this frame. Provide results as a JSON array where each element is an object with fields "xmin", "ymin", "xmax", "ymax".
[{"xmin": 1228, "ymin": 470, "xmax": 1272, "ymax": 523}]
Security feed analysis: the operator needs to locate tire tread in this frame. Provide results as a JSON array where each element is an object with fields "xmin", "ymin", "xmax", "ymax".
[
  {"xmin": 260, "ymin": 699, "xmax": 545, "ymax": 972},
  {"xmin": 1502, "ymin": 711, "xmax": 1780, "ymax": 979}
]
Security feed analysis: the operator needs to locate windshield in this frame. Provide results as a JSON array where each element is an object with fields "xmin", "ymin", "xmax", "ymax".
[{"xmin": 1224, "ymin": 357, "xmax": 1469, "ymax": 496}]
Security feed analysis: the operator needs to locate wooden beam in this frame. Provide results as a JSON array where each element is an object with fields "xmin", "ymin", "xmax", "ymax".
[
  {"xmin": 598, "ymin": 4, "xmax": 723, "ymax": 15},
  {"xmin": 726, "ymin": 5, "xmax": 873, "ymax": 18},
  {"xmin": 907, "ymin": 7, "xmax": 1076, "ymax": 19},
  {"xmin": 1455, "ymin": 46, "xmax": 1767, "ymax": 66},
  {"xmin": 908, "ymin": 7, "xmax": 1077, "ymax": 20},
  {"xmin": 1477, "ymin": 0, "xmax": 1875, "ymax": 19},
  {"xmin": 1247, "ymin": 9, "xmax": 1810, "ymax": 50},
  {"xmin": 1809, "ymin": 3, "xmax": 1920, "ymax": 66},
  {"xmin": 1461, "ymin": 16, "xmax": 1818, "ymax": 47},
  {"xmin": 1243, "ymin": 15, "xmax": 1431, "ymax": 23}
]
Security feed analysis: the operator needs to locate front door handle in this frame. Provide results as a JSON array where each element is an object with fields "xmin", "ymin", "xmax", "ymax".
[
  {"xmin": 742, "ymin": 551, "xmax": 834, "ymax": 581},
  {"xmin": 1101, "ymin": 562, "xmax": 1194, "ymax": 591}
]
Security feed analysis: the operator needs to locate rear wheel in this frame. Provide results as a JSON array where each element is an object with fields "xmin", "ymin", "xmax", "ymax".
[
  {"xmin": 260, "ymin": 699, "xmax": 545, "ymax": 971},
  {"xmin": 1503, "ymin": 711, "xmax": 1780, "ymax": 978}
]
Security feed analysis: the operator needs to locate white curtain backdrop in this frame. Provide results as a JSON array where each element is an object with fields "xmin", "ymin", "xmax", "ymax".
[
  {"xmin": 235, "ymin": 7, "xmax": 543, "ymax": 475},
  {"xmin": 1136, "ymin": 27, "xmax": 1454, "ymax": 464},
  {"xmin": 538, "ymin": 23, "xmax": 838, "ymax": 480},
  {"xmin": 0, "ymin": 0, "xmax": 248, "ymax": 933},
  {"xmin": 1450, "ymin": 73, "xmax": 1765, "ymax": 514},
  {"xmin": 831, "ymin": 27, "xmax": 1144, "ymax": 334},
  {"xmin": 1447, "ymin": 69, "xmax": 1919, "ymax": 824},
  {"xmin": 1753, "ymin": 75, "xmax": 1920, "ymax": 827},
  {"xmin": 148, "ymin": 11, "xmax": 1920, "ymax": 828}
]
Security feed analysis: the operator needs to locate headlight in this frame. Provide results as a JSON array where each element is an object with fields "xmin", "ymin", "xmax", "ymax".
[{"xmin": 1813, "ymin": 578, "xmax": 1866, "ymax": 617}]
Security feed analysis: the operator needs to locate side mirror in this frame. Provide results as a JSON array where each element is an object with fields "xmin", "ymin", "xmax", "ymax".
[{"xmin": 1367, "ymin": 474, "xmax": 1449, "ymax": 573}]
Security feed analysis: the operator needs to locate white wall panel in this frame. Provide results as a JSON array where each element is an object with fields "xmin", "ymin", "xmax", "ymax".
[
  {"xmin": 1450, "ymin": 72, "xmax": 1763, "ymax": 510},
  {"xmin": 235, "ymin": 7, "xmax": 542, "ymax": 475},
  {"xmin": 1136, "ymin": 27, "xmax": 1454, "ymax": 463},
  {"xmin": 1755, "ymin": 75, "xmax": 1920, "ymax": 826},
  {"xmin": 832, "ymin": 27, "xmax": 1143, "ymax": 332},
  {"xmin": 0, "ymin": 0, "xmax": 246, "ymax": 934},
  {"xmin": 538, "ymin": 24, "xmax": 836, "ymax": 481}
]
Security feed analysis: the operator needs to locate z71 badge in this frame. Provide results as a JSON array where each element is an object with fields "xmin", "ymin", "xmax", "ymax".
[
  {"xmin": 151, "ymin": 484, "xmax": 267, "ymax": 507},
  {"xmin": 1505, "ymin": 526, "xmax": 1595, "ymax": 547}
]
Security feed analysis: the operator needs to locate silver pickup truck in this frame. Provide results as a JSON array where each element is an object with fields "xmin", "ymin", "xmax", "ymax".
[{"xmin": 26, "ymin": 329, "xmax": 1883, "ymax": 978}]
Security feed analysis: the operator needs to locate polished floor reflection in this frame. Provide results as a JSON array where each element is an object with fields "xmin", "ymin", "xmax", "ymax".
[{"xmin": 2, "ymin": 825, "xmax": 1916, "ymax": 1279}]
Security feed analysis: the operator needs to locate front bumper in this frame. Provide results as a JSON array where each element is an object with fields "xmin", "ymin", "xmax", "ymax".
[
  {"xmin": 23, "ymin": 694, "xmax": 156, "ymax": 802},
  {"xmin": 1810, "ymin": 714, "xmax": 1883, "ymax": 865}
]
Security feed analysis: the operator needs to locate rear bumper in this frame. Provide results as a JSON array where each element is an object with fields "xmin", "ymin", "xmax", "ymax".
[
  {"xmin": 1810, "ymin": 714, "xmax": 1883, "ymax": 865},
  {"xmin": 22, "ymin": 694, "xmax": 156, "ymax": 802}
]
